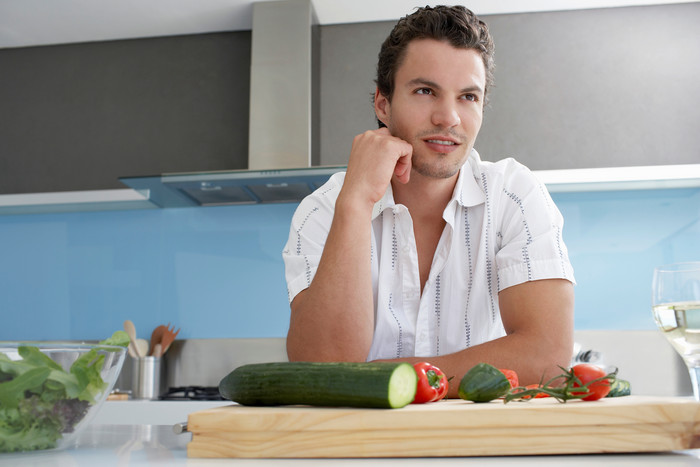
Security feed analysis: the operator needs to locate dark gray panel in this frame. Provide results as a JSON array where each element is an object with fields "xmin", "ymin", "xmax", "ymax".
[
  {"xmin": 318, "ymin": 21, "xmax": 393, "ymax": 167},
  {"xmin": 318, "ymin": 3, "xmax": 700, "ymax": 170},
  {"xmin": 0, "ymin": 32, "xmax": 251, "ymax": 194}
]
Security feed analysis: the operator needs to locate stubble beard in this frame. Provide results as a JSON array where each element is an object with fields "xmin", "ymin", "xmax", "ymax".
[
  {"xmin": 411, "ymin": 149, "xmax": 467, "ymax": 179},
  {"xmin": 410, "ymin": 130, "xmax": 471, "ymax": 180}
]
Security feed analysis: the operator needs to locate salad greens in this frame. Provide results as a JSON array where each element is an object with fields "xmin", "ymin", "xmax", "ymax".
[{"xmin": 0, "ymin": 331, "xmax": 129, "ymax": 453}]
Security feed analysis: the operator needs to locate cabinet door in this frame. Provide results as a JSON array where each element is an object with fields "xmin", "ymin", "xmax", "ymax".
[{"xmin": 0, "ymin": 32, "xmax": 251, "ymax": 194}]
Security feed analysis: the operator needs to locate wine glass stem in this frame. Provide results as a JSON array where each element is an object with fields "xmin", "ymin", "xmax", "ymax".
[{"xmin": 688, "ymin": 365, "xmax": 700, "ymax": 401}]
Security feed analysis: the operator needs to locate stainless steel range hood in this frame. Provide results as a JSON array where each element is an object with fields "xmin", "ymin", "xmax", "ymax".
[{"xmin": 120, "ymin": 0, "xmax": 343, "ymax": 207}]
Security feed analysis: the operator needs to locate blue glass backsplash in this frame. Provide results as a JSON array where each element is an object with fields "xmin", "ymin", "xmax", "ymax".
[{"xmin": 1, "ymin": 186, "xmax": 699, "ymax": 341}]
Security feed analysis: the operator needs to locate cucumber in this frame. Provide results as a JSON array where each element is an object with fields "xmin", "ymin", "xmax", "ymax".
[
  {"xmin": 606, "ymin": 378, "xmax": 631, "ymax": 397},
  {"xmin": 218, "ymin": 361, "xmax": 418, "ymax": 409},
  {"xmin": 458, "ymin": 363, "xmax": 512, "ymax": 402}
]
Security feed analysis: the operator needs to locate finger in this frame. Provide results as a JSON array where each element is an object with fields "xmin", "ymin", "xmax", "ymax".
[{"xmin": 394, "ymin": 154, "xmax": 411, "ymax": 184}]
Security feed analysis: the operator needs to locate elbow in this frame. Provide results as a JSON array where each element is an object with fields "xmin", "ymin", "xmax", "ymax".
[
  {"xmin": 527, "ymin": 331, "xmax": 574, "ymax": 384},
  {"xmin": 286, "ymin": 293, "xmax": 374, "ymax": 362},
  {"xmin": 286, "ymin": 332, "xmax": 370, "ymax": 363}
]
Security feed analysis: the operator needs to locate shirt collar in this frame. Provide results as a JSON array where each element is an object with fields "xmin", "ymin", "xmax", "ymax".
[
  {"xmin": 371, "ymin": 184, "xmax": 396, "ymax": 220},
  {"xmin": 452, "ymin": 148, "xmax": 487, "ymax": 209},
  {"xmin": 371, "ymin": 148, "xmax": 486, "ymax": 220}
]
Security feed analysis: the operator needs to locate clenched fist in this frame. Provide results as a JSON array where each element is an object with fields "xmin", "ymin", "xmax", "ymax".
[{"xmin": 340, "ymin": 128, "xmax": 413, "ymax": 208}]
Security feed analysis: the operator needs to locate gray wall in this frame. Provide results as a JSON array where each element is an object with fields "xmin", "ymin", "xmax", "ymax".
[
  {"xmin": 319, "ymin": 2, "xmax": 700, "ymax": 169},
  {"xmin": 1, "ymin": 3, "xmax": 698, "ymax": 195}
]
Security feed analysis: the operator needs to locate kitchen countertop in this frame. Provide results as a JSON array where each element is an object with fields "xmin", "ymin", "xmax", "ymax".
[
  {"xmin": 3, "ymin": 424, "xmax": 700, "ymax": 466},
  {"xmin": 4, "ymin": 401, "xmax": 700, "ymax": 466}
]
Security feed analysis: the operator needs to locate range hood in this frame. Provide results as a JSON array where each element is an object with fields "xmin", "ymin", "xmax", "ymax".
[{"xmin": 120, "ymin": 0, "xmax": 343, "ymax": 207}]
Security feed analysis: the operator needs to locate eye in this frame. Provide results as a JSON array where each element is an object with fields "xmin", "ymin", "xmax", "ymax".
[
  {"xmin": 415, "ymin": 87, "xmax": 433, "ymax": 96},
  {"xmin": 461, "ymin": 93, "xmax": 479, "ymax": 102}
]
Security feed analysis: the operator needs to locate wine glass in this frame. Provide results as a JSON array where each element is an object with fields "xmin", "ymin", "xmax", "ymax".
[{"xmin": 652, "ymin": 262, "xmax": 700, "ymax": 400}]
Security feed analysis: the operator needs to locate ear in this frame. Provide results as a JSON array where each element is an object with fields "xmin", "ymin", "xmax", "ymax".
[{"xmin": 374, "ymin": 88, "xmax": 390, "ymax": 126}]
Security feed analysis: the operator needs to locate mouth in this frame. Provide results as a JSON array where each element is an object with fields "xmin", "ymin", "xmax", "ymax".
[
  {"xmin": 422, "ymin": 136, "xmax": 461, "ymax": 153},
  {"xmin": 425, "ymin": 139, "xmax": 457, "ymax": 146}
]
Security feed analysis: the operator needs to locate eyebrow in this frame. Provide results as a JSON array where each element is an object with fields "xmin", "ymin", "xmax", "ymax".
[{"xmin": 407, "ymin": 78, "xmax": 484, "ymax": 96}]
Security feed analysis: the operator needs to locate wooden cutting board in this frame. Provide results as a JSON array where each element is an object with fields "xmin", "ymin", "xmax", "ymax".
[{"xmin": 187, "ymin": 396, "xmax": 700, "ymax": 458}]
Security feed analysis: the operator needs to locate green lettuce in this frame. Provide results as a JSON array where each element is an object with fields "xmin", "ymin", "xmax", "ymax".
[{"xmin": 0, "ymin": 331, "xmax": 128, "ymax": 452}]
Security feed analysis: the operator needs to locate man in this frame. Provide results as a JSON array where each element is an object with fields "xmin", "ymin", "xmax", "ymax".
[{"xmin": 282, "ymin": 5, "xmax": 575, "ymax": 397}]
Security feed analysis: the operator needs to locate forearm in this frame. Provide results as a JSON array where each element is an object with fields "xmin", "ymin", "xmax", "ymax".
[
  {"xmin": 286, "ymin": 194, "xmax": 376, "ymax": 362},
  {"xmin": 375, "ymin": 279, "xmax": 575, "ymax": 398},
  {"xmin": 286, "ymin": 128, "xmax": 413, "ymax": 362},
  {"xmin": 388, "ymin": 329, "xmax": 572, "ymax": 398}
]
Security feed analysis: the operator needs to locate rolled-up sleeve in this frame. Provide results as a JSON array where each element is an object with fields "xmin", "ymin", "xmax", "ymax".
[
  {"xmin": 282, "ymin": 174, "xmax": 343, "ymax": 303},
  {"xmin": 494, "ymin": 162, "xmax": 576, "ymax": 291}
]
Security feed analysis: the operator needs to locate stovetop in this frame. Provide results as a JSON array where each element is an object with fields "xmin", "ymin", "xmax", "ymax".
[{"xmin": 159, "ymin": 386, "xmax": 225, "ymax": 401}]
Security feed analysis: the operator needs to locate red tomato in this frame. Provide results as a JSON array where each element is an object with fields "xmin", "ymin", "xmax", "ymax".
[
  {"xmin": 412, "ymin": 362, "xmax": 449, "ymax": 403},
  {"xmin": 570, "ymin": 364, "xmax": 611, "ymax": 401},
  {"xmin": 499, "ymin": 369, "xmax": 519, "ymax": 389}
]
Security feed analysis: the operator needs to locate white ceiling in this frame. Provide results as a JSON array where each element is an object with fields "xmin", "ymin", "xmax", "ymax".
[{"xmin": 0, "ymin": 0, "xmax": 697, "ymax": 49}]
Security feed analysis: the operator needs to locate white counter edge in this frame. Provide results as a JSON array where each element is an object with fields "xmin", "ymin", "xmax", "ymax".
[
  {"xmin": 534, "ymin": 163, "xmax": 700, "ymax": 192},
  {"xmin": 0, "ymin": 188, "xmax": 155, "ymax": 215}
]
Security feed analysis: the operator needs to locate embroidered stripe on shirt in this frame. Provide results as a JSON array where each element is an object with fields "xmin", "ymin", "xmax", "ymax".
[
  {"xmin": 434, "ymin": 274, "xmax": 442, "ymax": 356},
  {"xmin": 481, "ymin": 173, "xmax": 497, "ymax": 322},
  {"xmin": 555, "ymin": 224, "xmax": 567, "ymax": 277},
  {"xmin": 464, "ymin": 206, "xmax": 472, "ymax": 348},
  {"xmin": 303, "ymin": 255, "xmax": 312, "ymax": 287},
  {"xmin": 295, "ymin": 207, "xmax": 319, "ymax": 255},
  {"xmin": 391, "ymin": 211, "xmax": 398, "ymax": 271},
  {"xmin": 537, "ymin": 183, "xmax": 570, "ymax": 278},
  {"xmin": 295, "ymin": 206, "xmax": 320, "ymax": 287},
  {"xmin": 504, "ymin": 189, "xmax": 533, "ymax": 281},
  {"xmin": 388, "ymin": 293, "xmax": 402, "ymax": 358}
]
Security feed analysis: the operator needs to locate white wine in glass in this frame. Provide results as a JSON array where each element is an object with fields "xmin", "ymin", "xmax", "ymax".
[{"xmin": 652, "ymin": 262, "xmax": 700, "ymax": 400}]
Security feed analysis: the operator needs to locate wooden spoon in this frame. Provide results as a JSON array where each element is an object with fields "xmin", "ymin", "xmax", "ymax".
[
  {"xmin": 149, "ymin": 325, "xmax": 167, "ymax": 356},
  {"xmin": 123, "ymin": 320, "xmax": 141, "ymax": 358},
  {"xmin": 135, "ymin": 338, "xmax": 149, "ymax": 358}
]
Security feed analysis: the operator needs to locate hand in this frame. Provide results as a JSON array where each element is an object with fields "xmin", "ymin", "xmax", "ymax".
[{"xmin": 341, "ymin": 128, "xmax": 413, "ymax": 208}]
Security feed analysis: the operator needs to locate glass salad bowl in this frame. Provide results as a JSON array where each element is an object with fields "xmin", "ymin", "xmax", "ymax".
[{"xmin": 0, "ymin": 339, "xmax": 127, "ymax": 453}]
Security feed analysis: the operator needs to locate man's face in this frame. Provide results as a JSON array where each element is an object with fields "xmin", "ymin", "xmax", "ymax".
[{"xmin": 375, "ymin": 38, "xmax": 486, "ymax": 180}]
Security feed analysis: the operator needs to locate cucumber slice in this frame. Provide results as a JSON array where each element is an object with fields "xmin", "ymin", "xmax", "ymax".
[
  {"xmin": 387, "ymin": 362, "xmax": 421, "ymax": 408},
  {"xmin": 606, "ymin": 378, "xmax": 631, "ymax": 397}
]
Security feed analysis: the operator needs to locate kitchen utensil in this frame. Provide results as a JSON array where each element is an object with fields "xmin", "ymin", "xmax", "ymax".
[
  {"xmin": 135, "ymin": 338, "xmax": 149, "ymax": 358},
  {"xmin": 652, "ymin": 261, "xmax": 700, "ymax": 400},
  {"xmin": 173, "ymin": 422, "xmax": 188, "ymax": 434},
  {"xmin": 187, "ymin": 396, "xmax": 700, "ymax": 458},
  {"xmin": 153, "ymin": 343, "xmax": 162, "ymax": 358},
  {"xmin": 123, "ymin": 320, "xmax": 141, "ymax": 358},
  {"xmin": 125, "ymin": 342, "xmax": 136, "ymax": 358},
  {"xmin": 159, "ymin": 323, "xmax": 180, "ymax": 356},
  {"xmin": 149, "ymin": 325, "xmax": 167, "ymax": 356},
  {"xmin": 131, "ymin": 355, "xmax": 163, "ymax": 400}
]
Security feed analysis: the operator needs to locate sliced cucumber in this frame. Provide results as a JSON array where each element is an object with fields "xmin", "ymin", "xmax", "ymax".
[{"xmin": 606, "ymin": 378, "xmax": 631, "ymax": 397}]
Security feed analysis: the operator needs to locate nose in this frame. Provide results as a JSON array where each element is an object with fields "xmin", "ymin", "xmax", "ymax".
[{"xmin": 431, "ymin": 99, "xmax": 461, "ymax": 128}]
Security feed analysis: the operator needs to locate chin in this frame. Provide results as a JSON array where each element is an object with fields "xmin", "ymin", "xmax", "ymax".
[
  {"xmin": 412, "ymin": 163, "xmax": 462, "ymax": 179},
  {"xmin": 412, "ymin": 154, "xmax": 468, "ymax": 179}
]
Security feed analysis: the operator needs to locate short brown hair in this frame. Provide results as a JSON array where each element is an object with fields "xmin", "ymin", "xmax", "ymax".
[{"xmin": 375, "ymin": 5, "xmax": 495, "ymax": 102}]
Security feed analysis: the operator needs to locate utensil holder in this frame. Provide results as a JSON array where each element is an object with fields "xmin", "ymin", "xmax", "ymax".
[{"xmin": 131, "ymin": 356, "xmax": 164, "ymax": 400}]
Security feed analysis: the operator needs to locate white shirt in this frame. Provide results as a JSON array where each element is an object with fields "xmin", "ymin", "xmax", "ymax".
[{"xmin": 283, "ymin": 149, "xmax": 575, "ymax": 361}]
